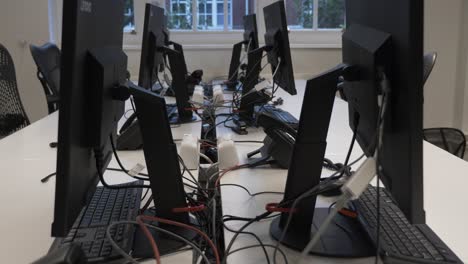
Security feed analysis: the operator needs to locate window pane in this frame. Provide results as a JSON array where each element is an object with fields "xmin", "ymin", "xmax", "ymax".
[
  {"xmin": 166, "ymin": 0, "xmax": 193, "ymax": 30},
  {"xmin": 217, "ymin": 14, "xmax": 224, "ymax": 26},
  {"xmin": 198, "ymin": 3, "xmax": 205, "ymax": 13},
  {"xmin": 229, "ymin": 0, "xmax": 255, "ymax": 30},
  {"xmin": 286, "ymin": 0, "xmax": 314, "ymax": 29},
  {"xmin": 123, "ymin": 0, "xmax": 135, "ymax": 31},
  {"xmin": 197, "ymin": 0, "xmax": 223, "ymax": 30},
  {"xmin": 318, "ymin": 0, "xmax": 345, "ymax": 29}
]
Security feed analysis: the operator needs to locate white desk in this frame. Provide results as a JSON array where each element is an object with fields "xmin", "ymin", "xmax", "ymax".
[
  {"xmin": 0, "ymin": 109, "xmax": 201, "ymax": 263},
  {"xmin": 218, "ymin": 81, "xmax": 468, "ymax": 263},
  {"xmin": 1, "ymin": 81, "xmax": 467, "ymax": 263}
]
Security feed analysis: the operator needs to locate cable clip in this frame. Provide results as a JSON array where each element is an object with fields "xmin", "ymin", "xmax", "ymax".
[
  {"xmin": 172, "ymin": 204, "xmax": 206, "ymax": 213},
  {"xmin": 265, "ymin": 203, "xmax": 297, "ymax": 213},
  {"xmin": 338, "ymin": 208, "xmax": 357, "ymax": 218}
]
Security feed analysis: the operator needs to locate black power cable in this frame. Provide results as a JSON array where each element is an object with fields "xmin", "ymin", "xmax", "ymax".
[
  {"xmin": 93, "ymin": 149, "xmax": 151, "ymax": 190},
  {"xmin": 109, "ymin": 134, "xmax": 151, "ymax": 181},
  {"xmin": 40, "ymin": 172, "xmax": 56, "ymax": 183}
]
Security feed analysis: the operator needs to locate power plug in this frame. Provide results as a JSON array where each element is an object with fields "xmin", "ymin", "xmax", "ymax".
[
  {"xmin": 218, "ymin": 135, "xmax": 239, "ymax": 170},
  {"xmin": 179, "ymin": 134, "xmax": 200, "ymax": 170},
  {"xmin": 213, "ymin": 84, "xmax": 225, "ymax": 105},
  {"xmin": 341, "ymin": 157, "xmax": 376, "ymax": 200},
  {"xmin": 191, "ymin": 85, "xmax": 204, "ymax": 105}
]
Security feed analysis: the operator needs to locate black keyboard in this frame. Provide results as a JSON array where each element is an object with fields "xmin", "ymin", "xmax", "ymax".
[
  {"xmin": 353, "ymin": 186, "xmax": 462, "ymax": 264},
  {"xmin": 256, "ymin": 105, "xmax": 299, "ymax": 129},
  {"xmin": 59, "ymin": 181, "xmax": 143, "ymax": 262}
]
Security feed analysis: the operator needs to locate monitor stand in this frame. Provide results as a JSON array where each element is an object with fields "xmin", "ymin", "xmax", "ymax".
[
  {"xmin": 128, "ymin": 85, "xmax": 200, "ymax": 258},
  {"xmin": 269, "ymin": 65, "xmax": 375, "ymax": 258},
  {"xmin": 270, "ymin": 208, "xmax": 374, "ymax": 257},
  {"xmin": 132, "ymin": 210, "xmax": 198, "ymax": 257},
  {"xmin": 230, "ymin": 45, "xmax": 270, "ymax": 135}
]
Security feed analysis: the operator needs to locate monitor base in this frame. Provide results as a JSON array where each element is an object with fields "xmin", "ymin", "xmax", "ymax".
[
  {"xmin": 132, "ymin": 212, "xmax": 198, "ymax": 258},
  {"xmin": 270, "ymin": 208, "xmax": 375, "ymax": 258}
]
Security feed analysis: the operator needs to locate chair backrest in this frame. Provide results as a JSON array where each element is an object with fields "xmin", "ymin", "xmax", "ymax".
[
  {"xmin": 30, "ymin": 43, "xmax": 61, "ymax": 96},
  {"xmin": 423, "ymin": 128, "xmax": 466, "ymax": 159},
  {"xmin": 423, "ymin": 52, "xmax": 437, "ymax": 86},
  {"xmin": 0, "ymin": 43, "xmax": 30, "ymax": 138}
]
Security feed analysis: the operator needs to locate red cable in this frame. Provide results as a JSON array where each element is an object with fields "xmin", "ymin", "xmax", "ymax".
[
  {"xmin": 214, "ymin": 165, "xmax": 240, "ymax": 187},
  {"xmin": 339, "ymin": 208, "xmax": 358, "ymax": 218},
  {"xmin": 172, "ymin": 204, "xmax": 206, "ymax": 213},
  {"xmin": 265, "ymin": 203, "xmax": 298, "ymax": 213},
  {"xmin": 136, "ymin": 217, "xmax": 161, "ymax": 264},
  {"xmin": 138, "ymin": 215, "xmax": 221, "ymax": 264}
]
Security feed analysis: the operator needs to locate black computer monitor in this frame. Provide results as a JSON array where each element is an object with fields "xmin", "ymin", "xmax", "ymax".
[
  {"xmin": 233, "ymin": 1, "xmax": 296, "ymax": 134},
  {"xmin": 138, "ymin": 3, "xmax": 165, "ymax": 90},
  {"xmin": 226, "ymin": 14, "xmax": 259, "ymax": 91},
  {"xmin": 53, "ymin": 1, "xmax": 196, "ymax": 257},
  {"xmin": 243, "ymin": 14, "xmax": 259, "ymax": 52},
  {"xmin": 343, "ymin": 0, "xmax": 425, "ymax": 224},
  {"xmin": 263, "ymin": 0, "xmax": 296, "ymax": 95},
  {"xmin": 52, "ymin": 0, "xmax": 127, "ymax": 237},
  {"xmin": 139, "ymin": 4, "xmax": 194, "ymax": 124},
  {"xmin": 162, "ymin": 15, "xmax": 171, "ymax": 46},
  {"xmin": 270, "ymin": 0, "xmax": 425, "ymax": 257}
]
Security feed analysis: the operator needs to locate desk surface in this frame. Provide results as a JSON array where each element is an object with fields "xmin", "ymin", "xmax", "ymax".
[{"xmin": 0, "ymin": 80, "xmax": 467, "ymax": 263}]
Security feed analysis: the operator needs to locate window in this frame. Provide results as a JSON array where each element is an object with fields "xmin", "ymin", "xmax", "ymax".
[
  {"xmin": 286, "ymin": 0, "xmax": 344, "ymax": 30},
  {"xmin": 318, "ymin": 0, "xmax": 345, "ymax": 29},
  {"xmin": 123, "ymin": 0, "xmax": 136, "ymax": 32},
  {"xmin": 166, "ymin": 0, "xmax": 193, "ymax": 30},
  {"xmin": 165, "ymin": 0, "xmax": 254, "ymax": 31}
]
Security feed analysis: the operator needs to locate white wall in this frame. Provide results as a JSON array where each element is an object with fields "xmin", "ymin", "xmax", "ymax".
[
  {"xmin": 455, "ymin": 1, "xmax": 468, "ymax": 135},
  {"xmin": 423, "ymin": 0, "xmax": 464, "ymax": 130},
  {"xmin": 0, "ymin": 0, "xmax": 50, "ymax": 123}
]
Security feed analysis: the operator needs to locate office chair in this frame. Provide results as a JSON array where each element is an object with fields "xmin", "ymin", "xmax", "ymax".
[
  {"xmin": 423, "ymin": 52, "xmax": 437, "ymax": 85},
  {"xmin": 0, "ymin": 44, "xmax": 30, "ymax": 139},
  {"xmin": 421, "ymin": 52, "xmax": 467, "ymax": 159},
  {"xmin": 423, "ymin": 128, "xmax": 466, "ymax": 159},
  {"xmin": 30, "ymin": 43, "xmax": 61, "ymax": 114}
]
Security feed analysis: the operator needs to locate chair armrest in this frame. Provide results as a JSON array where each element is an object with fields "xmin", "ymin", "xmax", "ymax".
[{"xmin": 47, "ymin": 95, "xmax": 60, "ymax": 104}]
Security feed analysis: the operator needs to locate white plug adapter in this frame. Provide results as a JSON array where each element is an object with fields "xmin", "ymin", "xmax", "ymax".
[
  {"xmin": 213, "ymin": 85, "xmax": 225, "ymax": 105},
  {"xmin": 218, "ymin": 135, "xmax": 239, "ymax": 170},
  {"xmin": 191, "ymin": 85, "xmax": 204, "ymax": 105},
  {"xmin": 179, "ymin": 134, "xmax": 200, "ymax": 170},
  {"xmin": 341, "ymin": 157, "xmax": 376, "ymax": 200},
  {"xmin": 194, "ymin": 85, "xmax": 204, "ymax": 93}
]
